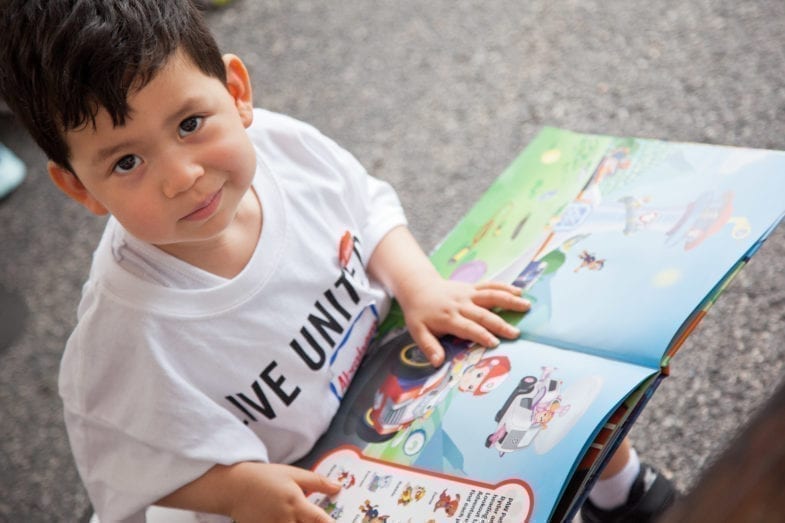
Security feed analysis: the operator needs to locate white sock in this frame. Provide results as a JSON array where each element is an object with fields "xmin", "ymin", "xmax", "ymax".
[{"xmin": 588, "ymin": 448, "xmax": 641, "ymax": 510}]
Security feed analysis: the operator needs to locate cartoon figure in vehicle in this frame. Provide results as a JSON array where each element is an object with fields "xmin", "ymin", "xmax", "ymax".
[
  {"xmin": 574, "ymin": 250, "xmax": 606, "ymax": 272},
  {"xmin": 434, "ymin": 489, "xmax": 461, "ymax": 517},
  {"xmin": 358, "ymin": 500, "xmax": 389, "ymax": 523},
  {"xmin": 485, "ymin": 366, "xmax": 570, "ymax": 455},
  {"xmin": 356, "ymin": 336, "xmax": 511, "ymax": 444}
]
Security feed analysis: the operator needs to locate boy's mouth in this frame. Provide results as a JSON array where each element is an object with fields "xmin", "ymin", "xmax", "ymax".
[{"xmin": 182, "ymin": 189, "xmax": 222, "ymax": 221}]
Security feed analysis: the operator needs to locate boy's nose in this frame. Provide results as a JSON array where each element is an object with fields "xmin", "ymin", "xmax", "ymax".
[{"xmin": 162, "ymin": 158, "xmax": 205, "ymax": 199}]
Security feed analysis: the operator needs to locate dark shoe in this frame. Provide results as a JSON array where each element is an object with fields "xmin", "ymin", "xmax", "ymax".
[{"xmin": 581, "ymin": 463, "xmax": 676, "ymax": 523}]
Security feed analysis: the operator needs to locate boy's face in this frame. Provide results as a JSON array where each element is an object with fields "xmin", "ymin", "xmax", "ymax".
[{"xmin": 49, "ymin": 49, "xmax": 257, "ymax": 252}]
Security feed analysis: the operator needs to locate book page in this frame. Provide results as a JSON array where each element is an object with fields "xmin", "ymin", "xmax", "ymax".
[
  {"xmin": 508, "ymin": 137, "xmax": 785, "ymax": 368},
  {"xmin": 308, "ymin": 446, "xmax": 532, "ymax": 523},
  {"xmin": 300, "ymin": 333, "xmax": 655, "ymax": 522},
  {"xmin": 427, "ymin": 129, "xmax": 785, "ymax": 369}
]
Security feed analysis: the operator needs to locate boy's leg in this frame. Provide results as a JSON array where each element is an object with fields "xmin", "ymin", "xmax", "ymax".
[
  {"xmin": 589, "ymin": 438, "xmax": 639, "ymax": 509},
  {"xmin": 582, "ymin": 437, "xmax": 676, "ymax": 523}
]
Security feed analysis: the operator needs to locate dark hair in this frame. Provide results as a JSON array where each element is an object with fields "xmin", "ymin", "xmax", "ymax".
[{"xmin": 0, "ymin": 0, "xmax": 226, "ymax": 172}]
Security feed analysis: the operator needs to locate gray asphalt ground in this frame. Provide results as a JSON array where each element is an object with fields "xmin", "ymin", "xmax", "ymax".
[{"xmin": 1, "ymin": 1, "xmax": 784, "ymax": 521}]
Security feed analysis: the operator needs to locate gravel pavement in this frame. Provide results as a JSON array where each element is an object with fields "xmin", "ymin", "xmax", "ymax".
[{"xmin": 1, "ymin": 1, "xmax": 783, "ymax": 520}]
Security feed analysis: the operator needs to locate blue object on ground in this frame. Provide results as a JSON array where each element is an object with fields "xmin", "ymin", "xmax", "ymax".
[{"xmin": 0, "ymin": 143, "xmax": 26, "ymax": 199}]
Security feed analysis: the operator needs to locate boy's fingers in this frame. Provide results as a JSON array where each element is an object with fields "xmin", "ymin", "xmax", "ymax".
[
  {"xmin": 464, "ymin": 306, "xmax": 520, "ymax": 339},
  {"xmin": 411, "ymin": 327, "xmax": 446, "ymax": 366},
  {"xmin": 293, "ymin": 469, "xmax": 341, "ymax": 495},
  {"xmin": 475, "ymin": 281, "xmax": 522, "ymax": 294},
  {"xmin": 443, "ymin": 316, "xmax": 500, "ymax": 349},
  {"xmin": 472, "ymin": 288, "xmax": 531, "ymax": 312}
]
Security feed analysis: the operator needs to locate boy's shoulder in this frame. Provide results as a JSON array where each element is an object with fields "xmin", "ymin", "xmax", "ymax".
[
  {"xmin": 248, "ymin": 108, "xmax": 323, "ymax": 143},
  {"xmin": 247, "ymin": 108, "xmax": 353, "ymax": 171}
]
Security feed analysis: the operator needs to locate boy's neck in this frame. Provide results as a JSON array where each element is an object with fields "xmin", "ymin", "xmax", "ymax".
[{"xmin": 157, "ymin": 188, "xmax": 263, "ymax": 279}]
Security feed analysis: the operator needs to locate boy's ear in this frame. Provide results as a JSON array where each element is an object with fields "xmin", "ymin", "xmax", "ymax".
[
  {"xmin": 222, "ymin": 54, "xmax": 254, "ymax": 128},
  {"xmin": 47, "ymin": 161, "xmax": 108, "ymax": 216}
]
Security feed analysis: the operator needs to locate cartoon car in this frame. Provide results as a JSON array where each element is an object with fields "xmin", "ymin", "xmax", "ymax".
[
  {"xmin": 355, "ymin": 338, "xmax": 469, "ymax": 443},
  {"xmin": 485, "ymin": 367, "xmax": 564, "ymax": 455},
  {"xmin": 356, "ymin": 336, "xmax": 510, "ymax": 445}
]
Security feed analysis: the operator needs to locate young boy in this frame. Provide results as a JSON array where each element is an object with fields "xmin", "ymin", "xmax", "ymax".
[
  {"xmin": 0, "ymin": 2, "xmax": 673, "ymax": 522},
  {"xmin": 0, "ymin": 1, "xmax": 529, "ymax": 522}
]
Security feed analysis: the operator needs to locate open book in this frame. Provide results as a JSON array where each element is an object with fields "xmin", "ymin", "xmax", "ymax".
[{"xmin": 296, "ymin": 127, "xmax": 785, "ymax": 522}]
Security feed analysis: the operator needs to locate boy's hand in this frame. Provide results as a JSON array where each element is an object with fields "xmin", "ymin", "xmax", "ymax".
[
  {"xmin": 157, "ymin": 461, "xmax": 340, "ymax": 523},
  {"xmin": 368, "ymin": 227, "xmax": 531, "ymax": 366},
  {"xmin": 396, "ymin": 277, "xmax": 530, "ymax": 366},
  {"xmin": 228, "ymin": 463, "xmax": 340, "ymax": 523}
]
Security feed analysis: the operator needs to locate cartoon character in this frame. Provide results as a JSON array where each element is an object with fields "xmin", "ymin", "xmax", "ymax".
[
  {"xmin": 485, "ymin": 366, "xmax": 569, "ymax": 455},
  {"xmin": 367, "ymin": 474, "xmax": 392, "ymax": 492},
  {"xmin": 359, "ymin": 500, "xmax": 389, "ymax": 523},
  {"xmin": 413, "ymin": 486, "xmax": 427, "ymax": 501},
  {"xmin": 337, "ymin": 470, "xmax": 356, "ymax": 488},
  {"xmin": 356, "ymin": 337, "xmax": 511, "ymax": 443},
  {"xmin": 457, "ymin": 355, "xmax": 512, "ymax": 395},
  {"xmin": 317, "ymin": 497, "xmax": 344, "ymax": 520},
  {"xmin": 434, "ymin": 489, "xmax": 461, "ymax": 516},
  {"xmin": 397, "ymin": 484, "xmax": 414, "ymax": 505},
  {"xmin": 662, "ymin": 191, "xmax": 748, "ymax": 250},
  {"xmin": 574, "ymin": 250, "xmax": 605, "ymax": 272},
  {"xmin": 532, "ymin": 398, "xmax": 570, "ymax": 428},
  {"xmin": 592, "ymin": 147, "xmax": 632, "ymax": 184}
]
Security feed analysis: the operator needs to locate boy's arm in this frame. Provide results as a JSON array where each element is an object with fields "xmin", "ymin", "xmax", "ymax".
[
  {"xmin": 156, "ymin": 461, "xmax": 340, "ymax": 523},
  {"xmin": 367, "ymin": 226, "xmax": 530, "ymax": 366}
]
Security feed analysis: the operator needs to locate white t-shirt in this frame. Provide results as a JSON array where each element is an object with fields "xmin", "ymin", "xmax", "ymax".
[{"xmin": 60, "ymin": 109, "xmax": 407, "ymax": 522}]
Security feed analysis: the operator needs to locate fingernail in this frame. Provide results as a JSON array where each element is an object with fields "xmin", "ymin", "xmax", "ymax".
[{"xmin": 489, "ymin": 336, "xmax": 500, "ymax": 347}]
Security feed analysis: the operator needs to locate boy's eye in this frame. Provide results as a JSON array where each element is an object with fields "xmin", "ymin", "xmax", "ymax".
[
  {"xmin": 178, "ymin": 116, "xmax": 204, "ymax": 137},
  {"xmin": 114, "ymin": 154, "xmax": 142, "ymax": 174}
]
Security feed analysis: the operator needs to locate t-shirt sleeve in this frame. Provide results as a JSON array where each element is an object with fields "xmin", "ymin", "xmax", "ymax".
[
  {"xmin": 64, "ymin": 396, "xmax": 268, "ymax": 522},
  {"xmin": 250, "ymin": 109, "xmax": 408, "ymax": 264},
  {"xmin": 60, "ymin": 318, "xmax": 269, "ymax": 522},
  {"xmin": 315, "ymin": 138, "xmax": 408, "ymax": 262}
]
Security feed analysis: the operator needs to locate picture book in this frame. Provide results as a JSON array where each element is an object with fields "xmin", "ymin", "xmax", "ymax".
[{"xmin": 296, "ymin": 127, "xmax": 785, "ymax": 522}]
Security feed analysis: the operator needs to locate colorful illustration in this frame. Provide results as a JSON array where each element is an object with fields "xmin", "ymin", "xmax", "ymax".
[
  {"xmin": 337, "ymin": 470, "xmax": 356, "ymax": 488},
  {"xmin": 485, "ymin": 367, "xmax": 571, "ymax": 455},
  {"xmin": 574, "ymin": 250, "xmax": 605, "ymax": 272},
  {"xmin": 300, "ymin": 128, "xmax": 785, "ymax": 523},
  {"xmin": 448, "ymin": 201, "xmax": 517, "ymax": 267},
  {"xmin": 317, "ymin": 497, "xmax": 344, "ymax": 520},
  {"xmin": 395, "ymin": 483, "xmax": 426, "ymax": 506},
  {"xmin": 356, "ymin": 337, "xmax": 510, "ymax": 445},
  {"xmin": 307, "ymin": 448, "xmax": 534, "ymax": 522},
  {"xmin": 358, "ymin": 500, "xmax": 389, "ymax": 523},
  {"xmin": 367, "ymin": 473, "xmax": 392, "ymax": 492},
  {"xmin": 433, "ymin": 489, "xmax": 461, "ymax": 516}
]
